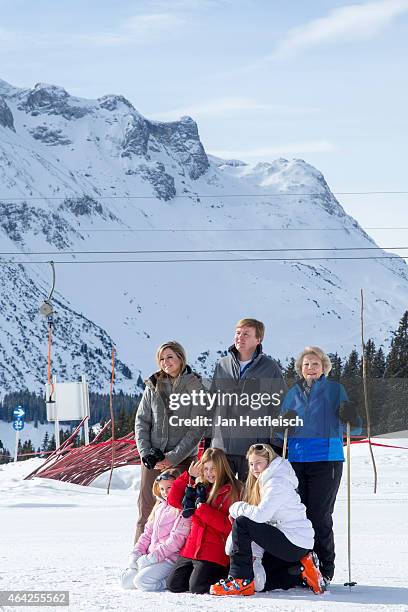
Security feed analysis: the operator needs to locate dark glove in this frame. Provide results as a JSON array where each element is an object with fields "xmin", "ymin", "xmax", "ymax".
[
  {"xmin": 339, "ymin": 402, "xmax": 359, "ymax": 425},
  {"xmin": 282, "ymin": 410, "xmax": 297, "ymax": 424},
  {"xmin": 274, "ymin": 410, "xmax": 298, "ymax": 433},
  {"xmin": 142, "ymin": 448, "xmax": 165, "ymax": 470},
  {"xmin": 182, "ymin": 485, "xmax": 197, "ymax": 518},
  {"xmin": 195, "ymin": 482, "xmax": 207, "ymax": 505}
]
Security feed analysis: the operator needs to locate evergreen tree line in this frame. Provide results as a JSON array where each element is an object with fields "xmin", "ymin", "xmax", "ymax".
[
  {"xmin": 0, "ymin": 390, "xmax": 141, "ymax": 425},
  {"xmin": 284, "ymin": 311, "xmax": 408, "ymax": 436},
  {"xmin": 1, "ymin": 311, "xmax": 407, "ymax": 462}
]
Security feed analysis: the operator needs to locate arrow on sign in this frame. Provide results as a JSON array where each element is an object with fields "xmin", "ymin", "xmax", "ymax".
[{"xmin": 13, "ymin": 407, "xmax": 25, "ymax": 418}]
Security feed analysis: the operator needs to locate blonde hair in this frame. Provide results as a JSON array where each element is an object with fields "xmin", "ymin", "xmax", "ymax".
[
  {"xmin": 147, "ymin": 468, "xmax": 180, "ymax": 522},
  {"xmin": 243, "ymin": 444, "xmax": 277, "ymax": 506},
  {"xmin": 156, "ymin": 341, "xmax": 187, "ymax": 378},
  {"xmin": 199, "ymin": 448, "xmax": 242, "ymax": 505},
  {"xmin": 295, "ymin": 346, "xmax": 332, "ymax": 377},
  {"xmin": 235, "ymin": 319, "xmax": 265, "ymax": 342}
]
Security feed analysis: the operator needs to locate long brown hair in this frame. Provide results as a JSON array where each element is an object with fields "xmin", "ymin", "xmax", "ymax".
[
  {"xmin": 243, "ymin": 444, "xmax": 277, "ymax": 506},
  {"xmin": 198, "ymin": 448, "xmax": 242, "ymax": 505}
]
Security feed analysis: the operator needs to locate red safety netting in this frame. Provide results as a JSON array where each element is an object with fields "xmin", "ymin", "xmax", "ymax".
[{"xmin": 24, "ymin": 419, "xmax": 140, "ymax": 486}]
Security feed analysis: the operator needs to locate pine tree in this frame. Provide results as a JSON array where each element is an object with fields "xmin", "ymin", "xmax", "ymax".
[
  {"xmin": 328, "ymin": 353, "xmax": 342, "ymax": 381},
  {"xmin": 362, "ymin": 339, "xmax": 376, "ymax": 377},
  {"xmin": 115, "ymin": 407, "xmax": 130, "ymax": 438},
  {"xmin": 48, "ymin": 434, "xmax": 56, "ymax": 452},
  {"xmin": 41, "ymin": 431, "xmax": 50, "ymax": 453},
  {"xmin": 284, "ymin": 357, "xmax": 297, "ymax": 388},
  {"xmin": 385, "ymin": 311, "xmax": 408, "ymax": 378},
  {"xmin": 342, "ymin": 349, "xmax": 361, "ymax": 378},
  {"xmin": 20, "ymin": 439, "xmax": 35, "ymax": 461},
  {"xmin": 0, "ymin": 448, "xmax": 11, "ymax": 464},
  {"xmin": 380, "ymin": 311, "xmax": 408, "ymax": 434},
  {"xmin": 372, "ymin": 347, "xmax": 386, "ymax": 378}
]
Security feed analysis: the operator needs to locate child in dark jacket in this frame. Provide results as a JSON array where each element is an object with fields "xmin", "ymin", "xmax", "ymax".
[{"xmin": 166, "ymin": 448, "xmax": 242, "ymax": 594}]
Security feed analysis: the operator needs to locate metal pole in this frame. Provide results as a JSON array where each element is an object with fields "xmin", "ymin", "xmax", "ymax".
[
  {"xmin": 53, "ymin": 375, "xmax": 60, "ymax": 449},
  {"xmin": 344, "ymin": 422, "xmax": 357, "ymax": 588},
  {"xmin": 82, "ymin": 375, "xmax": 90, "ymax": 446},
  {"xmin": 14, "ymin": 429, "xmax": 19, "ymax": 462},
  {"xmin": 360, "ymin": 288, "xmax": 378, "ymax": 494},
  {"xmin": 282, "ymin": 428, "xmax": 288, "ymax": 458}
]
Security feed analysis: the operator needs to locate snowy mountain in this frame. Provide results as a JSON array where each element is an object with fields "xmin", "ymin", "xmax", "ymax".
[{"xmin": 1, "ymin": 77, "xmax": 408, "ymax": 391}]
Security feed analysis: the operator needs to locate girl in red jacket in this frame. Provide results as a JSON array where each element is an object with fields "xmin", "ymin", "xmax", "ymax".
[{"xmin": 166, "ymin": 448, "xmax": 242, "ymax": 594}]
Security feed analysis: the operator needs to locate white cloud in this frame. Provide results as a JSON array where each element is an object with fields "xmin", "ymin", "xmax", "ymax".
[
  {"xmin": 123, "ymin": 13, "xmax": 185, "ymax": 33},
  {"xmin": 144, "ymin": 0, "xmax": 232, "ymax": 11},
  {"xmin": 150, "ymin": 97, "xmax": 317, "ymax": 120},
  {"xmin": 272, "ymin": 0, "xmax": 408, "ymax": 59},
  {"xmin": 210, "ymin": 141, "xmax": 335, "ymax": 161},
  {"xmin": 0, "ymin": 13, "xmax": 185, "ymax": 50},
  {"xmin": 78, "ymin": 13, "xmax": 185, "ymax": 47}
]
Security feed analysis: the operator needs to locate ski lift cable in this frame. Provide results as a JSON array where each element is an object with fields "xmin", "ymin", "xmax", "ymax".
[
  {"xmin": 0, "ymin": 255, "xmax": 407, "ymax": 265},
  {"xmin": 1, "ymin": 190, "xmax": 408, "ymax": 200},
  {"xmin": 72, "ymin": 227, "xmax": 408, "ymax": 233},
  {"xmin": 1, "ymin": 246, "xmax": 408, "ymax": 256}
]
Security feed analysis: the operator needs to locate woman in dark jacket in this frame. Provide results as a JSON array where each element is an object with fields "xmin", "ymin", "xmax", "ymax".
[
  {"xmin": 277, "ymin": 346, "xmax": 361, "ymax": 587},
  {"xmin": 166, "ymin": 448, "xmax": 242, "ymax": 594},
  {"xmin": 134, "ymin": 341, "xmax": 206, "ymax": 542}
]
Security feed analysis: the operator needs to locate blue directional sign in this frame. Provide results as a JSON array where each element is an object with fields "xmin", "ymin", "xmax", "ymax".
[
  {"xmin": 13, "ymin": 420, "xmax": 24, "ymax": 431},
  {"xmin": 13, "ymin": 406, "xmax": 25, "ymax": 419}
]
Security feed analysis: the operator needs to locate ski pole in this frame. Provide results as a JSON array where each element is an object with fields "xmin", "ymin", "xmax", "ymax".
[
  {"xmin": 282, "ymin": 427, "xmax": 288, "ymax": 458},
  {"xmin": 344, "ymin": 421, "xmax": 357, "ymax": 588}
]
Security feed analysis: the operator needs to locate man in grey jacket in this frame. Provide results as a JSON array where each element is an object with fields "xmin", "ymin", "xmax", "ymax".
[{"xmin": 211, "ymin": 318, "xmax": 286, "ymax": 480}]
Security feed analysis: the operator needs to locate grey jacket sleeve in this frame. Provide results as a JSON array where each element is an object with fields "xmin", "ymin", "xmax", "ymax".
[
  {"xmin": 134, "ymin": 387, "xmax": 153, "ymax": 458},
  {"xmin": 271, "ymin": 361, "xmax": 287, "ymax": 414},
  {"xmin": 165, "ymin": 378, "xmax": 207, "ymax": 466},
  {"xmin": 209, "ymin": 364, "xmax": 225, "ymax": 450}
]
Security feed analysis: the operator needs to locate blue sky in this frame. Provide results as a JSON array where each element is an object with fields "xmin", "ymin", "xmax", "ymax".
[{"xmin": 0, "ymin": 0, "xmax": 407, "ymax": 253}]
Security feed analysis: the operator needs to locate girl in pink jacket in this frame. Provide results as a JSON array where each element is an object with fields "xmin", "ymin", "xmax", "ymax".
[{"xmin": 121, "ymin": 469, "xmax": 191, "ymax": 591}]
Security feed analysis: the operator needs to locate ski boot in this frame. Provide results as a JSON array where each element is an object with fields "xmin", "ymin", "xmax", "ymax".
[
  {"xmin": 210, "ymin": 576, "xmax": 255, "ymax": 596},
  {"xmin": 299, "ymin": 552, "xmax": 326, "ymax": 594}
]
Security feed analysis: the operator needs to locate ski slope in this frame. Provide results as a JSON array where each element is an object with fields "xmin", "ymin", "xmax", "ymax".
[{"xmin": 0, "ymin": 439, "xmax": 407, "ymax": 611}]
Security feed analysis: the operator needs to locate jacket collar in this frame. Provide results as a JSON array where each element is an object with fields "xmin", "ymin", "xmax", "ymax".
[
  {"xmin": 228, "ymin": 343, "xmax": 263, "ymax": 365},
  {"xmin": 260, "ymin": 456, "xmax": 283, "ymax": 480},
  {"xmin": 145, "ymin": 364, "xmax": 193, "ymax": 390},
  {"xmin": 298, "ymin": 374, "xmax": 326, "ymax": 394}
]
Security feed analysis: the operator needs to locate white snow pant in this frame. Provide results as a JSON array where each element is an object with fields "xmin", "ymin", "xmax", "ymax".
[{"xmin": 121, "ymin": 560, "xmax": 175, "ymax": 592}]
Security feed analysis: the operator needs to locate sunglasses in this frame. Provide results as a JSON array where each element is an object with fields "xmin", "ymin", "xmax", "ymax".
[
  {"xmin": 249, "ymin": 443, "xmax": 271, "ymax": 452},
  {"xmin": 155, "ymin": 472, "xmax": 175, "ymax": 482}
]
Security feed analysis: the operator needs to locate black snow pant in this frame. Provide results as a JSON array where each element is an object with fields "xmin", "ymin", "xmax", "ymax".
[
  {"xmin": 229, "ymin": 515, "xmax": 309, "ymax": 586},
  {"xmin": 166, "ymin": 556, "xmax": 228, "ymax": 594},
  {"xmin": 226, "ymin": 454, "xmax": 249, "ymax": 481},
  {"xmin": 291, "ymin": 460, "xmax": 343, "ymax": 581}
]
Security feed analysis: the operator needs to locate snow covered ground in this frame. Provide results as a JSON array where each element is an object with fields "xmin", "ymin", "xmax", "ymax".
[{"xmin": 0, "ymin": 440, "xmax": 407, "ymax": 611}]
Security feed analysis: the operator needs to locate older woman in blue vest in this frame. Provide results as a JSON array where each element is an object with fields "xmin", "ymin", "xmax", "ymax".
[{"xmin": 277, "ymin": 346, "xmax": 360, "ymax": 588}]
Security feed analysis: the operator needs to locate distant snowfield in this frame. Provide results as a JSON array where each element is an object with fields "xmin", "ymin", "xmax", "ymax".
[{"xmin": 0, "ymin": 441, "xmax": 407, "ymax": 611}]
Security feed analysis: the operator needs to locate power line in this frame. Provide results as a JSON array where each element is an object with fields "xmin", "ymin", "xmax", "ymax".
[
  {"xmin": 69, "ymin": 227, "xmax": 408, "ymax": 233},
  {"xmin": 1, "ymin": 246, "xmax": 408, "ymax": 256},
  {"xmin": 0, "ymin": 255, "xmax": 406, "ymax": 265},
  {"xmin": 1, "ymin": 191, "xmax": 408, "ymax": 201}
]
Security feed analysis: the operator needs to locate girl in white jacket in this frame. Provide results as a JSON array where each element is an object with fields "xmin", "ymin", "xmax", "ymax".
[{"xmin": 210, "ymin": 444, "xmax": 325, "ymax": 596}]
